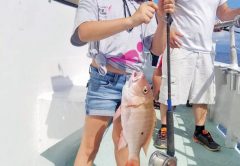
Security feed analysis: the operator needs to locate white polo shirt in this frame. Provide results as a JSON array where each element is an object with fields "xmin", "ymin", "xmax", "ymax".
[{"xmin": 172, "ymin": 0, "xmax": 227, "ymax": 52}]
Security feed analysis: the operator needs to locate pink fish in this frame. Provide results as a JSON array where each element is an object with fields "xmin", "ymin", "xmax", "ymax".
[{"xmin": 114, "ymin": 71, "xmax": 156, "ymax": 166}]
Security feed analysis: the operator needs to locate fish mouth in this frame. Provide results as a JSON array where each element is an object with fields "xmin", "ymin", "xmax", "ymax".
[
  {"xmin": 131, "ymin": 71, "xmax": 143, "ymax": 82},
  {"xmin": 128, "ymin": 71, "xmax": 143, "ymax": 88}
]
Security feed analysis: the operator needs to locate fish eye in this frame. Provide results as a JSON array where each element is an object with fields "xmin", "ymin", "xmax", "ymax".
[{"xmin": 143, "ymin": 86, "xmax": 148, "ymax": 94}]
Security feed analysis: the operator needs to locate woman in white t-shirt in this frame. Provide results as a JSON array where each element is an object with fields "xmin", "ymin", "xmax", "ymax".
[{"xmin": 71, "ymin": 0, "xmax": 175, "ymax": 166}]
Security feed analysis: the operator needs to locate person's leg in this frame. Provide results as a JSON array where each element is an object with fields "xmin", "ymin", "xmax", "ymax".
[
  {"xmin": 190, "ymin": 52, "xmax": 220, "ymax": 151},
  {"xmin": 192, "ymin": 104, "xmax": 220, "ymax": 151},
  {"xmin": 193, "ymin": 104, "xmax": 207, "ymax": 126},
  {"xmin": 76, "ymin": 65, "xmax": 128, "ymax": 165},
  {"xmin": 193, "ymin": 104, "xmax": 207, "ymax": 136},
  {"xmin": 152, "ymin": 58, "xmax": 165, "ymax": 148},
  {"xmin": 152, "ymin": 67, "xmax": 162, "ymax": 110},
  {"xmin": 74, "ymin": 115, "xmax": 112, "ymax": 166},
  {"xmin": 152, "ymin": 67, "xmax": 162, "ymax": 101},
  {"xmin": 154, "ymin": 103, "xmax": 168, "ymax": 148},
  {"xmin": 112, "ymin": 116, "xmax": 129, "ymax": 166},
  {"xmin": 156, "ymin": 48, "xmax": 197, "ymax": 149},
  {"xmin": 160, "ymin": 103, "xmax": 167, "ymax": 125}
]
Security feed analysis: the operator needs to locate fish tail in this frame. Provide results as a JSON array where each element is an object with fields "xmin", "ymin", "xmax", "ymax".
[{"xmin": 125, "ymin": 159, "xmax": 139, "ymax": 166}]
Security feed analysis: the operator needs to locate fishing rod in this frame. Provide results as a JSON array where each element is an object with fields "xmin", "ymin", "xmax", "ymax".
[
  {"xmin": 166, "ymin": 12, "xmax": 175, "ymax": 158},
  {"xmin": 149, "ymin": 13, "xmax": 177, "ymax": 166}
]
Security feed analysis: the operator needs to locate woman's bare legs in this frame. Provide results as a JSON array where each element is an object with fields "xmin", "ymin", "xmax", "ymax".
[{"xmin": 74, "ymin": 115, "xmax": 112, "ymax": 166}]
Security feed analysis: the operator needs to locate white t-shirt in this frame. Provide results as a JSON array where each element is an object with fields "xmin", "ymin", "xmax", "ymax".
[
  {"xmin": 71, "ymin": 0, "xmax": 157, "ymax": 75},
  {"xmin": 172, "ymin": 0, "xmax": 227, "ymax": 52}
]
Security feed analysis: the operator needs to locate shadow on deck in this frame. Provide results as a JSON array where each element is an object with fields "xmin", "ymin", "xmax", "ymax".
[{"xmin": 83, "ymin": 105, "xmax": 240, "ymax": 166}]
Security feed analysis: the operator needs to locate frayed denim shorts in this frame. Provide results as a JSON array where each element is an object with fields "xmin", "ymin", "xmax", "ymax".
[{"xmin": 85, "ymin": 66, "xmax": 127, "ymax": 116}]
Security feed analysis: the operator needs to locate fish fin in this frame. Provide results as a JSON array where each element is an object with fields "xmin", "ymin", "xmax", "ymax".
[
  {"xmin": 143, "ymin": 110, "xmax": 156, "ymax": 155},
  {"xmin": 125, "ymin": 159, "xmax": 139, "ymax": 166},
  {"xmin": 118, "ymin": 132, "xmax": 127, "ymax": 150},
  {"xmin": 113, "ymin": 106, "xmax": 122, "ymax": 121}
]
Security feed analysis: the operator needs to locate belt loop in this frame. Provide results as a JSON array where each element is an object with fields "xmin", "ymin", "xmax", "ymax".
[
  {"xmin": 116, "ymin": 74, "xmax": 119, "ymax": 82},
  {"xmin": 108, "ymin": 74, "xmax": 119, "ymax": 86},
  {"xmin": 89, "ymin": 66, "xmax": 92, "ymax": 74},
  {"xmin": 113, "ymin": 74, "xmax": 119, "ymax": 84}
]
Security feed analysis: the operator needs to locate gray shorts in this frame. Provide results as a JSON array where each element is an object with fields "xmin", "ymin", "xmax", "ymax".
[{"xmin": 159, "ymin": 48, "xmax": 216, "ymax": 105}]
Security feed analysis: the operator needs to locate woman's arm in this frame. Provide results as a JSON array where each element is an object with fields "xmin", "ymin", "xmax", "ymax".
[
  {"xmin": 151, "ymin": 17, "xmax": 167, "ymax": 55},
  {"xmin": 78, "ymin": 2, "xmax": 158, "ymax": 42},
  {"xmin": 78, "ymin": 18, "xmax": 133, "ymax": 42}
]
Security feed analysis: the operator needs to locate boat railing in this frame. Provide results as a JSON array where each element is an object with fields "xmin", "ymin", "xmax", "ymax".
[
  {"xmin": 214, "ymin": 15, "xmax": 240, "ymax": 94},
  {"xmin": 214, "ymin": 15, "xmax": 240, "ymax": 69},
  {"xmin": 210, "ymin": 16, "xmax": 240, "ymax": 153}
]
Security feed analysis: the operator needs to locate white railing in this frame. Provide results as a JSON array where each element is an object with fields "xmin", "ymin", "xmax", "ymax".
[{"xmin": 214, "ymin": 15, "xmax": 240, "ymax": 69}]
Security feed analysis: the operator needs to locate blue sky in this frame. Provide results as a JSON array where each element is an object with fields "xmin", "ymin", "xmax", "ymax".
[{"xmin": 227, "ymin": 0, "xmax": 240, "ymax": 8}]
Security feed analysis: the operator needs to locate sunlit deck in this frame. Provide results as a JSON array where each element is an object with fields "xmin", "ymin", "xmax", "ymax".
[{"xmin": 65, "ymin": 105, "xmax": 240, "ymax": 166}]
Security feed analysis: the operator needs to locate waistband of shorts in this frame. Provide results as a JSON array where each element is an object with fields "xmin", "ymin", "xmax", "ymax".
[
  {"xmin": 177, "ymin": 47, "xmax": 212, "ymax": 54},
  {"xmin": 89, "ymin": 65, "xmax": 128, "ymax": 82}
]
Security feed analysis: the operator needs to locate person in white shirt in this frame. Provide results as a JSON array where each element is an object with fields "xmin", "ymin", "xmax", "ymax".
[
  {"xmin": 71, "ymin": 0, "xmax": 175, "ymax": 166},
  {"xmin": 154, "ymin": 0, "xmax": 240, "ymax": 151}
]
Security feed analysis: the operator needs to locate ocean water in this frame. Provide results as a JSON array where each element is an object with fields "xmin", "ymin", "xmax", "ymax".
[
  {"xmin": 214, "ymin": 31, "xmax": 240, "ymax": 65},
  {"xmin": 215, "ymin": 43, "xmax": 240, "ymax": 65}
]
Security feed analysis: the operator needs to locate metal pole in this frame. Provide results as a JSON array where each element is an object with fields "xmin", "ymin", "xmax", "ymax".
[{"xmin": 229, "ymin": 26, "xmax": 239, "ymax": 69}]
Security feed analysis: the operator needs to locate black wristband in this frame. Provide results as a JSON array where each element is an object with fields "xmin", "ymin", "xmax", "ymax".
[{"xmin": 151, "ymin": 52, "xmax": 159, "ymax": 67}]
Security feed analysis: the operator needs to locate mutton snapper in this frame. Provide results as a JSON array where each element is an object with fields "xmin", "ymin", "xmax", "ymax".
[{"xmin": 114, "ymin": 71, "xmax": 156, "ymax": 166}]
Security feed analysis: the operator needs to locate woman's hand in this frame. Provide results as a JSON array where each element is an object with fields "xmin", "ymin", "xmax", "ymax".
[{"xmin": 130, "ymin": 1, "xmax": 158, "ymax": 27}]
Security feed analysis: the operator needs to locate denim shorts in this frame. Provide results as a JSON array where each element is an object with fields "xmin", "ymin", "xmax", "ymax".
[{"xmin": 85, "ymin": 66, "xmax": 127, "ymax": 116}]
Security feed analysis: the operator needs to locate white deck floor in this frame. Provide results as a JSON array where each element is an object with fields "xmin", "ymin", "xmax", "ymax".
[{"xmin": 67, "ymin": 105, "xmax": 240, "ymax": 166}]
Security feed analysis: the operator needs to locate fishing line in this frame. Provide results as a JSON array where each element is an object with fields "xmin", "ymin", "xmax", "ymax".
[
  {"xmin": 123, "ymin": 0, "xmax": 133, "ymax": 32},
  {"xmin": 128, "ymin": 0, "xmax": 152, "ymax": 72}
]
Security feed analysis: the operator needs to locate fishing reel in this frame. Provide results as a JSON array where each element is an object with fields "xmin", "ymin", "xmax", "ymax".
[{"xmin": 148, "ymin": 151, "xmax": 177, "ymax": 166}]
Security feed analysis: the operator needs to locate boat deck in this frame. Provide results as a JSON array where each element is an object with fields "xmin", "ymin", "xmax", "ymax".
[{"xmin": 68, "ymin": 105, "xmax": 240, "ymax": 166}]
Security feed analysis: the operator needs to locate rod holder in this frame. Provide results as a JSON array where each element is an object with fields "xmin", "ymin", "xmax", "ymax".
[
  {"xmin": 219, "ymin": 67, "xmax": 229, "ymax": 84},
  {"xmin": 236, "ymin": 73, "xmax": 240, "ymax": 94},
  {"xmin": 228, "ymin": 70, "xmax": 238, "ymax": 91},
  {"xmin": 229, "ymin": 26, "xmax": 239, "ymax": 69}
]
